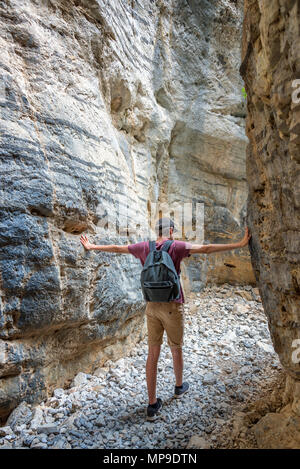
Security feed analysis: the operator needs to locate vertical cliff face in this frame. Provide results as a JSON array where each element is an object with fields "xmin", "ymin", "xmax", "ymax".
[
  {"xmin": 0, "ymin": 0, "xmax": 250, "ymax": 418},
  {"xmin": 156, "ymin": 0, "xmax": 254, "ymax": 291},
  {"xmin": 241, "ymin": 0, "xmax": 300, "ymax": 447}
]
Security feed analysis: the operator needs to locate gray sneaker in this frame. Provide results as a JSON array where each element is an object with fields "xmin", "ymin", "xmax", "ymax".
[
  {"xmin": 146, "ymin": 398, "xmax": 163, "ymax": 421},
  {"xmin": 174, "ymin": 382, "xmax": 189, "ymax": 398}
]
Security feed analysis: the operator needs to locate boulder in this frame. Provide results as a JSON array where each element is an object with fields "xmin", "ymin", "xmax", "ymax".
[{"xmin": 6, "ymin": 402, "xmax": 32, "ymax": 431}]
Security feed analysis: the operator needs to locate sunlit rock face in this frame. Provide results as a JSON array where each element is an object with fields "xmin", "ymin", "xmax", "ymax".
[
  {"xmin": 241, "ymin": 0, "xmax": 300, "ymax": 448},
  {"xmin": 0, "ymin": 0, "xmax": 249, "ymax": 419}
]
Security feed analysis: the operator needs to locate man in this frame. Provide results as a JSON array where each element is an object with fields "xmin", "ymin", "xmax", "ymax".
[{"xmin": 80, "ymin": 218, "xmax": 251, "ymax": 421}]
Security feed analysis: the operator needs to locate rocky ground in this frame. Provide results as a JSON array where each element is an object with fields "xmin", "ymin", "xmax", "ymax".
[{"xmin": 0, "ymin": 283, "xmax": 283, "ymax": 449}]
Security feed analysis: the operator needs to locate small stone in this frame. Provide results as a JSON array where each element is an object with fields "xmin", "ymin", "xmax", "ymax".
[
  {"xmin": 30, "ymin": 407, "xmax": 44, "ymax": 430},
  {"xmin": 44, "ymin": 415, "xmax": 55, "ymax": 424},
  {"xmin": 202, "ymin": 373, "xmax": 217, "ymax": 385},
  {"xmin": 236, "ymin": 291, "xmax": 253, "ymax": 301},
  {"xmin": 95, "ymin": 416, "xmax": 106, "ymax": 427},
  {"xmin": 69, "ymin": 430, "xmax": 82, "ymax": 438},
  {"xmin": 257, "ymin": 341, "xmax": 274, "ymax": 354},
  {"xmin": 23, "ymin": 435, "xmax": 36, "ymax": 447},
  {"xmin": 53, "ymin": 388, "xmax": 65, "ymax": 399},
  {"xmin": 0, "ymin": 426, "xmax": 13, "ymax": 437},
  {"xmin": 72, "ymin": 372, "xmax": 88, "ymax": 387},
  {"xmin": 52, "ymin": 436, "xmax": 69, "ymax": 449},
  {"xmin": 48, "ymin": 398, "xmax": 59, "ymax": 409},
  {"xmin": 14, "ymin": 424, "xmax": 26, "ymax": 434},
  {"xmin": 31, "ymin": 442, "xmax": 48, "ymax": 449},
  {"xmin": 233, "ymin": 303, "xmax": 250, "ymax": 315},
  {"xmin": 187, "ymin": 436, "xmax": 211, "ymax": 449},
  {"xmin": 36, "ymin": 424, "xmax": 59, "ymax": 435},
  {"xmin": 91, "ymin": 385, "xmax": 103, "ymax": 392}
]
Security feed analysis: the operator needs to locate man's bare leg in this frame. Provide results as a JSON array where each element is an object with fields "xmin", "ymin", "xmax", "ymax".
[
  {"xmin": 146, "ymin": 344, "xmax": 161, "ymax": 405},
  {"xmin": 170, "ymin": 346, "xmax": 183, "ymax": 387}
]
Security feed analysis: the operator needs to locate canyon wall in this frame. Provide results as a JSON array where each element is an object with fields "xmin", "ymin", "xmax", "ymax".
[
  {"xmin": 241, "ymin": 0, "xmax": 300, "ymax": 448},
  {"xmin": 0, "ymin": 0, "xmax": 251, "ymax": 419}
]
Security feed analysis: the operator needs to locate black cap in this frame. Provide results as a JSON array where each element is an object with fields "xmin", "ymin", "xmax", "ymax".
[{"xmin": 155, "ymin": 217, "xmax": 177, "ymax": 232}]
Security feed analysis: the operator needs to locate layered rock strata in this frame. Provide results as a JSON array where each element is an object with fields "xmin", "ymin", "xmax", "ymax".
[{"xmin": 0, "ymin": 0, "xmax": 250, "ymax": 418}]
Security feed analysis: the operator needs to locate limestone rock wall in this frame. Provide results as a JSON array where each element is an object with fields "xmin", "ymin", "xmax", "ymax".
[
  {"xmin": 241, "ymin": 0, "xmax": 300, "ymax": 380},
  {"xmin": 0, "ymin": 0, "xmax": 250, "ymax": 418},
  {"xmin": 240, "ymin": 0, "xmax": 300, "ymax": 447}
]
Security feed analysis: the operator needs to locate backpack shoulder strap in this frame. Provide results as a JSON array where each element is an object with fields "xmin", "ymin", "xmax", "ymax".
[
  {"xmin": 149, "ymin": 240, "xmax": 156, "ymax": 252},
  {"xmin": 161, "ymin": 240, "xmax": 174, "ymax": 252}
]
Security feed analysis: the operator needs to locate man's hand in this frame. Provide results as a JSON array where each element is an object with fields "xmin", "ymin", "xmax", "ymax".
[
  {"xmin": 80, "ymin": 234, "xmax": 93, "ymax": 251},
  {"xmin": 80, "ymin": 235, "xmax": 130, "ymax": 253},
  {"xmin": 189, "ymin": 226, "xmax": 252, "ymax": 254},
  {"xmin": 237, "ymin": 227, "xmax": 252, "ymax": 247}
]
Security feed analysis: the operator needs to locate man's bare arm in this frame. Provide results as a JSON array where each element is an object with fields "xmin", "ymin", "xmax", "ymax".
[
  {"xmin": 80, "ymin": 235, "xmax": 130, "ymax": 253},
  {"xmin": 189, "ymin": 227, "xmax": 251, "ymax": 254}
]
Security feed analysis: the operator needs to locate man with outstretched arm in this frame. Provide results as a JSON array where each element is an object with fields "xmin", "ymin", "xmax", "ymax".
[{"xmin": 80, "ymin": 218, "xmax": 251, "ymax": 421}]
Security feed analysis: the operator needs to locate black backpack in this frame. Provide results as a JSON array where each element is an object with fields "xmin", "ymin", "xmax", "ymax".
[{"xmin": 140, "ymin": 240, "xmax": 181, "ymax": 302}]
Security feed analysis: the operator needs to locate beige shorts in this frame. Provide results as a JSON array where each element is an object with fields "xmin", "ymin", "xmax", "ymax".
[{"xmin": 145, "ymin": 301, "xmax": 185, "ymax": 348}]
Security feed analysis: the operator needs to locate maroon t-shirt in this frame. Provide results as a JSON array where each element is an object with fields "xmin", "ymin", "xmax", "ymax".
[{"xmin": 128, "ymin": 239, "xmax": 192, "ymax": 303}]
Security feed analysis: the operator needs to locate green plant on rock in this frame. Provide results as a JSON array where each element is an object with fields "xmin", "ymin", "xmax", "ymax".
[{"xmin": 242, "ymin": 87, "xmax": 247, "ymax": 100}]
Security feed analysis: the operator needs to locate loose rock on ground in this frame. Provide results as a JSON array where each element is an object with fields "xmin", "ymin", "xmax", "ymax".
[{"xmin": 0, "ymin": 284, "xmax": 282, "ymax": 449}]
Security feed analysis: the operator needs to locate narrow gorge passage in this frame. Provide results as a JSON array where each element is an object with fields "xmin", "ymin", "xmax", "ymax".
[
  {"xmin": 0, "ymin": 284, "xmax": 282, "ymax": 449},
  {"xmin": 0, "ymin": 0, "xmax": 299, "ymax": 451}
]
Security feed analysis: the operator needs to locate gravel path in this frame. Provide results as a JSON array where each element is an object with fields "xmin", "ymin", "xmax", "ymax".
[{"xmin": 0, "ymin": 283, "xmax": 282, "ymax": 449}]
